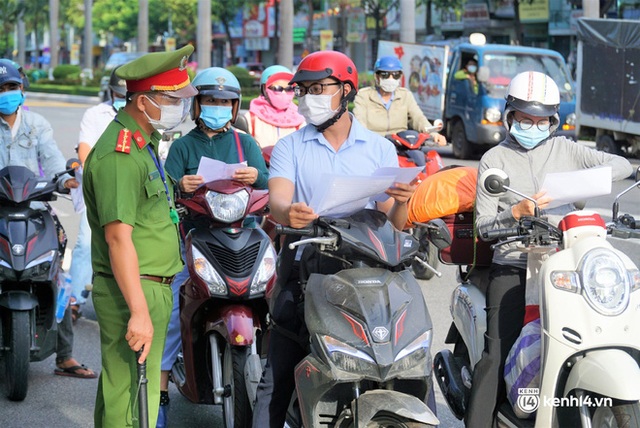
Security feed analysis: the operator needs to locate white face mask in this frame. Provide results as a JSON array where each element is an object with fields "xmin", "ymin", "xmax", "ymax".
[
  {"xmin": 379, "ymin": 77, "xmax": 400, "ymax": 93},
  {"xmin": 297, "ymin": 91, "xmax": 341, "ymax": 126},
  {"xmin": 143, "ymin": 95, "xmax": 187, "ymax": 130}
]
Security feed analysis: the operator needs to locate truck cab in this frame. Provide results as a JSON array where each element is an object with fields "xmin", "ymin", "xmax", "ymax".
[{"xmin": 445, "ymin": 43, "xmax": 576, "ymax": 159}]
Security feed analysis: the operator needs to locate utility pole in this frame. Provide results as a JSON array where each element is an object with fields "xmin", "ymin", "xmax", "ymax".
[
  {"xmin": 17, "ymin": 0, "xmax": 25, "ymax": 66},
  {"xmin": 279, "ymin": 0, "xmax": 294, "ymax": 69},
  {"xmin": 138, "ymin": 0, "xmax": 149, "ymax": 53},
  {"xmin": 49, "ymin": 0, "xmax": 59, "ymax": 75},
  {"xmin": 196, "ymin": 0, "xmax": 211, "ymax": 70},
  {"xmin": 84, "ymin": 0, "xmax": 92, "ymax": 70},
  {"xmin": 400, "ymin": 0, "xmax": 416, "ymax": 43}
]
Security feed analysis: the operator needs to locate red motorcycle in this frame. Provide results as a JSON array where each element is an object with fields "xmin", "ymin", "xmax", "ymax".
[
  {"xmin": 171, "ymin": 179, "xmax": 276, "ymax": 428},
  {"xmin": 386, "ymin": 121, "xmax": 447, "ymax": 280},
  {"xmin": 386, "ymin": 120, "xmax": 445, "ymax": 184}
]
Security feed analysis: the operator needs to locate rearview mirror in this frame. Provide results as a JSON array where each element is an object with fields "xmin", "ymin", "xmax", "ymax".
[{"xmin": 480, "ymin": 168, "xmax": 510, "ymax": 195}]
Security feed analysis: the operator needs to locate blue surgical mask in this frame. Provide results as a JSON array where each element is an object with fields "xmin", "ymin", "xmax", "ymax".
[
  {"xmin": 0, "ymin": 90, "xmax": 25, "ymax": 115},
  {"xmin": 467, "ymin": 65, "xmax": 477, "ymax": 74},
  {"xmin": 510, "ymin": 120, "xmax": 550, "ymax": 149},
  {"xmin": 112, "ymin": 99, "xmax": 126, "ymax": 112},
  {"xmin": 200, "ymin": 105, "xmax": 233, "ymax": 130}
]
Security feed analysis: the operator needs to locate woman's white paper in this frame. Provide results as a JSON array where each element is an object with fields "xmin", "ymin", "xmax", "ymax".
[
  {"xmin": 196, "ymin": 157, "xmax": 248, "ymax": 182},
  {"xmin": 540, "ymin": 166, "xmax": 612, "ymax": 209}
]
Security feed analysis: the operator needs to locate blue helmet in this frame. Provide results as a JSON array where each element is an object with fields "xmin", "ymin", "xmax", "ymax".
[
  {"xmin": 191, "ymin": 67, "xmax": 241, "ymax": 121},
  {"xmin": 192, "ymin": 67, "xmax": 241, "ymax": 99},
  {"xmin": 260, "ymin": 65, "xmax": 292, "ymax": 87},
  {"xmin": 374, "ymin": 56, "xmax": 403, "ymax": 72}
]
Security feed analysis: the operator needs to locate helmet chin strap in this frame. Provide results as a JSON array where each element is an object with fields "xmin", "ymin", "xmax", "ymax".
[{"xmin": 314, "ymin": 97, "xmax": 349, "ymax": 133}]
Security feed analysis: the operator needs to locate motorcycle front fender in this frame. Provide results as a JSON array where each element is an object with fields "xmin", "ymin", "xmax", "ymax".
[
  {"xmin": 563, "ymin": 349, "xmax": 640, "ymax": 401},
  {"xmin": 210, "ymin": 305, "xmax": 258, "ymax": 346},
  {"xmin": 354, "ymin": 390, "xmax": 439, "ymax": 426},
  {"xmin": 0, "ymin": 290, "xmax": 38, "ymax": 311}
]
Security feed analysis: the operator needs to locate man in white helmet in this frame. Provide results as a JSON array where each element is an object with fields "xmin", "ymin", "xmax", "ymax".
[{"xmin": 468, "ymin": 71, "xmax": 632, "ymax": 427}]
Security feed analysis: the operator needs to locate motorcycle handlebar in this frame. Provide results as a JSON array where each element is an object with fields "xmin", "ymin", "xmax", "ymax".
[
  {"xmin": 275, "ymin": 224, "xmax": 319, "ymax": 237},
  {"xmin": 482, "ymin": 227, "xmax": 521, "ymax": 240}
]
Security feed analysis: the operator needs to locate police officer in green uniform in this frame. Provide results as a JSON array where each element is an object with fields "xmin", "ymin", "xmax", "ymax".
[{"xmin": 83, "ymin": 45, "xmax": 197, "ymax": 428}]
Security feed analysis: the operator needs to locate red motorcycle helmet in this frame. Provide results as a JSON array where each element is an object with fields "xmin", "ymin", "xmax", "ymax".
[{"xmin": 290, "ymin": 51, "xmax": 358, "ymax": 101}]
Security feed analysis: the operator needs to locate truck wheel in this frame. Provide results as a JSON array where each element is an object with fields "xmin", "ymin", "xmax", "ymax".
[
  {"xmin": 451, "ymin": 121, "xmax": 473, "ymax": 160},
  {"xmin": 4, "ymin": 310, "xmax": 30, "ymax": 401},
  {"xmin": 596, "ymin": 134, "xmax": 622, "ymax": 155}
]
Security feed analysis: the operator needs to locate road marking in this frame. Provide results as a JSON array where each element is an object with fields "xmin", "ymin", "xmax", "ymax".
[{"xmin": 25, "ymin": 100, "xmax": 93, "ymax": 108}]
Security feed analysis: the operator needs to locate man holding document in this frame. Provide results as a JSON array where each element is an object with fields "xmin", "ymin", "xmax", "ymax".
[
  {"xmin": 253, "ymin": 50, "xmax": 418, "ymax": 427},
  {"xmin": 157, "ymin": 67, "xmax": 268, "ymax": 426},
  {"xmin": 468, "ymin": 71, "xmax": 632, "ymax": 427}
]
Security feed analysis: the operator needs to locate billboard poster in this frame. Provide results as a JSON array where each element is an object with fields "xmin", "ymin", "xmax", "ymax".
[{"xmin": 378, "ymin": 40, "xmax": 448, "ymax": 120}]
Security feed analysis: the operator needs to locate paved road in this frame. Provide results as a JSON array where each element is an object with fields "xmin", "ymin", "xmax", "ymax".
[{"xmin": 1, "ymin": 96, "xmax": 639, "ymax": 427}]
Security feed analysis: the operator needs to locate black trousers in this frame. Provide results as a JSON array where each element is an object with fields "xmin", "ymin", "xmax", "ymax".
[
  {"xmin": 465, "ymin": 264, "xmax": 526, "ymax": 427},
  {"xmin": 252, "ymin": 243, "xmax": 306, "ymax": 428}
]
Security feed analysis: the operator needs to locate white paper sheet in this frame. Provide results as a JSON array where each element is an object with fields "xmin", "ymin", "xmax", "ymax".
[
  {"xmin": 540, "ymin": 167, "xmax": 612, "ymax": 209},
  {"xmin": 309, "ymin": 167, "xmax": 423, "ymax": 217},
  {"xmin": 196, "ymin": 157, "xmax": 248, "ymax": 183},
  {"xmin": 70, "ymin": 166, "xmax": 85, "ymax": 213}
]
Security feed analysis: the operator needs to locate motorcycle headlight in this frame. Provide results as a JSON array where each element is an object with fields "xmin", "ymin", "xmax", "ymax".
[
  {"xmin": 322, "ymin": 335, "xmax": 376, "ymax": 376},
  {"xmin": 387, "ymin": 330, "xmax": 432, "ymax": 379},
  {"xmin": 580, "ymin": 248, "xmax": 630, "ymax": 316},
  {"xmin": 484, "ymin": 107, "xmax": 502, "ymax": 123},
  {"xmin": 249, "ymin": 243, "xmax": 277, "ymax": 295},
  {"xmin": 565, "ymin": 112, "xmax": 576, "ymax": 126},
  {"xmin": 22, "ymin": 250, "xmax": 56, "ymax": 279},
  {"xmin": 205, "ymin": 189, "xmax": 249, "ymax": 223},
  {"xmin": 192, "ymin": 245, "xmax": 227, "ymax": 295}
]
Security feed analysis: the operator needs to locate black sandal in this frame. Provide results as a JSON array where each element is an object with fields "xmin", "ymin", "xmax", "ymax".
[{"xmin": 70, "ymin": 297, "xmax": 82, "ymax": 323}]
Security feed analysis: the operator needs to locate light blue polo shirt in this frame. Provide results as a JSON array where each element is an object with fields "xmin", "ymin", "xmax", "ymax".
[{"xmin": 269, "ymin": 114, "xmax": 399, "ymax": 206}]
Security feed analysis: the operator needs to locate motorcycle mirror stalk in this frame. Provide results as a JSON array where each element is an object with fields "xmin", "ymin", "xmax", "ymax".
[
  {"xmin": 611, "ymin": 165, "xmax": 640, "ymax": 222},
  {"xmin": 425, "ymin": 119, "xmax": 444, "ymax": 134},
  {"xmin": 480, "ymin": 168, "xmax": 540, "ymax": 217}
]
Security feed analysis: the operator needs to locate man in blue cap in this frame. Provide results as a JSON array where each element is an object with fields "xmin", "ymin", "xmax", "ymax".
[{"xmin": 83, "ymin": 45, "xmax": 197, "ymax": 428}]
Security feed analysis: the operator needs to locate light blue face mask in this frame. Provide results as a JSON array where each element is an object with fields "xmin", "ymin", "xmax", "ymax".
[
  {"xmin": 0, "ymin": 90, "xmax": 25, "ymax": 115},
  {"xmin": 467, "ymin": 65, "xmax": 478, "ymax": 74},
  {"xmin": 510, "ymin": 120, "xmax": 550, "ymax": 149},
  {"xmin": 200, "ymin": 105, "xmax": 233, "ymax": 130},
  {"xmin": 112, "ymin": 99, "xmax": 126, "ymax": 112}
]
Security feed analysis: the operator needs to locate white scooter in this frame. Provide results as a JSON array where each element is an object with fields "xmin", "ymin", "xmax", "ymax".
[{"xmin": 433, "ymin": 167, "xmax": 640, "ymax": 427}]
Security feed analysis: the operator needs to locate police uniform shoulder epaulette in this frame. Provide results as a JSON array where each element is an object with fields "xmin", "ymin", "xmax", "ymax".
[{"xmin": 115, "ymin": 128, "xmax": 132, "ymax": 154}]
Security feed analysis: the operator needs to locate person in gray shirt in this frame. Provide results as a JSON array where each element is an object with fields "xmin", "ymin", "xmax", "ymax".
[{"xmin": 467, "ymin": 71, "xmax": 632, "ymax": 427}]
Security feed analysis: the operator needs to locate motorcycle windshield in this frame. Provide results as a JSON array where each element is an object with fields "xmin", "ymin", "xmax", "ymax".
[
  {"xmin": 0, "ymin": 166, "xmax": 55, "ymax": 204},
  {"xmin": 327, "ymin": 210, "xmax": 418, "ymax": 266}
]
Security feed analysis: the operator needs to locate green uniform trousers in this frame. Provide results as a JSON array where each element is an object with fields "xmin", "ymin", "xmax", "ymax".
[{"xmin": 92, "ymin": 275, "xmax": 172, "ymax": 428}]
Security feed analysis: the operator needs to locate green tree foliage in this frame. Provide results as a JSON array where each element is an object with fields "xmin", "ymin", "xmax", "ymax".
[
  {"xmin": 0, "ymin": 0, "xmax": 23, "ymax": 57},
  {"xmin": 361, "ymin": 0, "xmax": 397, "ymax": 68}
]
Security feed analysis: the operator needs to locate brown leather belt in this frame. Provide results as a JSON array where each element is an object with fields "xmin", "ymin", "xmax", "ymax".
[
  {"xmin": 94, "ymin": 272, "xmax": 174, "ymax": 285},
  {"xmin": 139, "ymin": 274, "xmax": 175, "ymax": 285}
]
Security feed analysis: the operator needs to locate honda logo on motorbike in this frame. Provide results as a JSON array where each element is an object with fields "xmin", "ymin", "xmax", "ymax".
[{"xmin": 372, "ymin": 326, "xmax": 389, "ymax": 342}]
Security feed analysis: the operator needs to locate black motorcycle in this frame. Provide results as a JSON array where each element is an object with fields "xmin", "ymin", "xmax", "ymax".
[
  {"xmin": 0, "ymin": 161, "xmax": 77, "ymax": 401},
  {"xmin": 277, "ymin": 209, "xmax": 451, "ymax": 427}
]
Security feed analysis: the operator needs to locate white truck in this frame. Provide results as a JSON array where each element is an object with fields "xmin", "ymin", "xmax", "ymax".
[{"xmin": 576, "ymin": 18, "xmax": 640, "ymax": 156}]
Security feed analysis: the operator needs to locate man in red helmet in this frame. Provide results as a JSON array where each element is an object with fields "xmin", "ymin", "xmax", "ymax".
[{"xmin": 252, "ymin": 50, "xmax": 417, "ymax": 427}]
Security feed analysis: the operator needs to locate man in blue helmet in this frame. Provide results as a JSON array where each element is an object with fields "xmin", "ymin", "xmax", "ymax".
[
  {"xmin": 354, "ymin": 55, "xmax": 447, "ymax": 145},
  {"xmin": 156, "ymin": 66, "xmax": 268, "ymax": 428}
]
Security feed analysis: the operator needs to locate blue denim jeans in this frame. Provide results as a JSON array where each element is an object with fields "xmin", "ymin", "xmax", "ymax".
[{"xmin": 69, "ymin": 210, "xmax": 92, "ymax": 304}]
